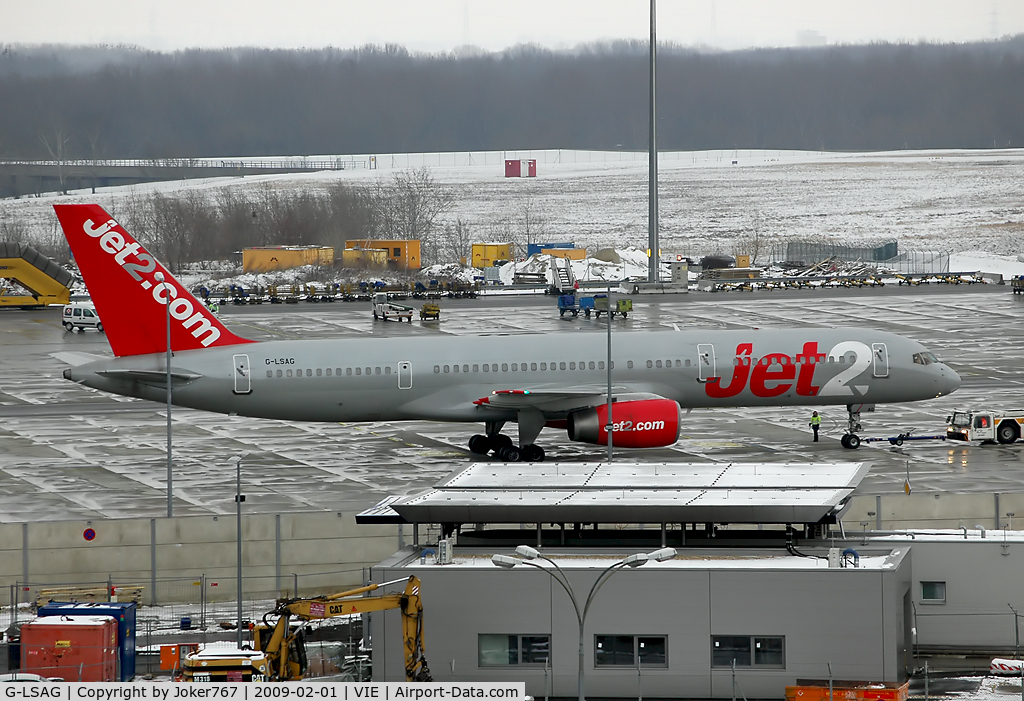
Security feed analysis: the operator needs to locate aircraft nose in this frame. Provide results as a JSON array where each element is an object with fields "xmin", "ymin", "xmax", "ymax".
[{"xmin": 937, "ymin": 365, "xmax": 961, "ymax": 396}]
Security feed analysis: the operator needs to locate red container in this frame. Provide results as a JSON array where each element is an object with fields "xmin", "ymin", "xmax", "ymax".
[{"xmin": 21, "ymin": 615, "xmax": 118, "ymax": 681}]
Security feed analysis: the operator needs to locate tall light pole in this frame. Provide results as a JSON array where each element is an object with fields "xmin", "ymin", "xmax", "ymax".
[
  {"xmin": 492, "ymin": 546, "xmax": 676, "ymax": 701},
  {"xmin": 647, "ymin": 0, "xmax": 659, "ymax": 284},
  {"xmin": 154, "ymin": 271, "xmax": 173, "ymax": 518},
  {"xmin": 235, "ymin": 452, "xmax": 249, "ymax": 649},
  {"xmin": 605, "ymin": 280, "xmax": 613, "ymax": 463}
]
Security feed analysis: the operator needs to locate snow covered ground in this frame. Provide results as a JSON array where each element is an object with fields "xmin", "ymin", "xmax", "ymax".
[{"xmin": 4, "ymin": 147, "xmax": 1024, "ymax": 282}]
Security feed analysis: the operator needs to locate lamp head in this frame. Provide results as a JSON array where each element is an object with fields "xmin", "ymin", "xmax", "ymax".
[
  {"xmin": 154, "ymin": 272, "xmax": 164, "ymax": 282},
  {"xmin": 648, "ymin": 547, "xmax": 677, "ymax": 562},
  {"xmin": 515, "ymin": 545, "xmax": 540, "ymax": 560},
  {"xmin": 622, "ymin": 553, "xmax": 649, "ymax": 568},
  {"xmin": 491, "ymin": 554, "xmax": 519, "ymax": 569}
]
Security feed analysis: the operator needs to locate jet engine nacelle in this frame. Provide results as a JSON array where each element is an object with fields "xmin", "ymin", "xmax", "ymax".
[{"xmin": 566, "ymin": 398, "xmax": 681, "ymax": 448}]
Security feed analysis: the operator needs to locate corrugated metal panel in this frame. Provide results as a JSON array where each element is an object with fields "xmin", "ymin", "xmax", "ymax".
[{"xmin": 363, "ymin": 462, "xmax": 868, "ymax": 525}]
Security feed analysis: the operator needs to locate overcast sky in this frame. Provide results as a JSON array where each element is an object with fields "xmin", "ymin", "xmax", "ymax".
[{"xmin": 3, "ymin": 0, "xmax": 1023, "ymax": 53}]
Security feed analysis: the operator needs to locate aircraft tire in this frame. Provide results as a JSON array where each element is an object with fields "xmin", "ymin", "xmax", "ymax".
[
  {"xmin": 840, "ymin": 434, "xmax": 851, "ymax": 449},
  {"xmin": 495, "ymin": 434, "xmax": 514, "ymax": 450},
  {"xmin": 468, "ymin": 434, "xmax": 490, "ymax": 454},
  {"xmin": 523, "ymin": 445, "xmax": 545, "ymax": 462},
  {"xmin": 846, "ymin": 435, "xmax": 861, "ymax": 449},
  {"xmin": 498, "ymin": 445, "xmax": 522, "ymax": 462},
  {"xmin": 997, "ymin": 422, "xmax": 1019, "ymax": 444}
]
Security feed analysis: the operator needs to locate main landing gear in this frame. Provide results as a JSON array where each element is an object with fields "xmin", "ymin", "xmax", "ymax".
[
  {"xmin": 840, "ymin": 403, "xmax": 870, "ymax": 450},
  {"xmin": 468, "ymin": 418, "xmax": 546, "ymax": 462}
]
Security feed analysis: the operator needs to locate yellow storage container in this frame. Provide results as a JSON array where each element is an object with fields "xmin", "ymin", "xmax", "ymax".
[
  {"xmin": 341, "ymin": 248, "xmax": 389, "ymax": 268},
  {"xmin": 543, "ymin": 248, "xmax": 586, "ymax": 260},
  {"xmin": 243, "ymin": 246, "xmax": 334, "ymax": 272},
  {"xmin": 471, "ymin": 243, "xmax": 511, "ymax": 268},
  {"xmin": 344, "ymin": 240, "xmax": 421, "ymax": 269}
]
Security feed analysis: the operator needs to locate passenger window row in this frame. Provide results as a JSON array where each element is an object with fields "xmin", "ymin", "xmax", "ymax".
[
  {"xmin": 433, "ymin": 361, "xmax": 610, "ymax": 374},
  {"xmin": 726, "ymin": 354, "xmax": 846, "ymax": 367},
  {"xmin": 266, "ymin": 366, "xmax": 393, "ymax": 378}
]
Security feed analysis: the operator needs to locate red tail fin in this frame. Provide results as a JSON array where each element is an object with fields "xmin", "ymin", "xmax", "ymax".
[{"xmin": 54, "ymin": 204, "xmax": 252, "ymax": 357}]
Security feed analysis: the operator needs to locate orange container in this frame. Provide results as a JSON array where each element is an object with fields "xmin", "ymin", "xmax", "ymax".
[
  {"xmin": 787, "ymin": 681, "xmax": 908, "ymax": 701},
  {"xmin": 21, "ymin": 615, "xmax": 118, "ymax": 681},
  {"xmin": 160, "ymin": 643, "xmax": 200, "ymax": 671}
]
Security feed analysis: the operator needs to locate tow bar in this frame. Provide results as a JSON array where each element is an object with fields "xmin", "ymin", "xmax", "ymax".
[{"xmin": 860, "ymin": 432, "xmax": 947, "ymax": 447}]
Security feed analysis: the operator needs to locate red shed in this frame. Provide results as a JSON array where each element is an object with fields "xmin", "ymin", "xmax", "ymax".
[
  {"xmin": 21, "ymin": 615, "xmax": 118, "ymax": 681},
  {"xmin": 504, "ymin": 159, "xmax": 537, "ymax": 177}
]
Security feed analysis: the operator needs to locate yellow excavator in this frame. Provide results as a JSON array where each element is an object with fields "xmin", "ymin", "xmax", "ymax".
[{"xmin": 182, "ymin": 576, "xmax": 431, "ymax": 682}]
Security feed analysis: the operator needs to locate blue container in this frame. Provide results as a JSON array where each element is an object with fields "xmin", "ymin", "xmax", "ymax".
[
  {"xmin": 527, "ymin": 242, "xmax": 574, "ymax": 258},
  {"xmin": 180, "ymin": 616, "xmax": 191, "ymax": 630},
  {"xmin": 36, "ymin": 601, "xmax": 137, "ymax": 681}
]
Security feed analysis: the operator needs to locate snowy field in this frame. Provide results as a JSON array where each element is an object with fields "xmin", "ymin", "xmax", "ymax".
[{"xmin": 3, "ymin": 148, "xmax": 1024, "ymax": 274}]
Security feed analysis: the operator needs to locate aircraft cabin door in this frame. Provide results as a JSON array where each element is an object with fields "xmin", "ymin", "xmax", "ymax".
[
  {"xmin": 398, "ymin": 361, "xmax": 413, "ymax": 390},
  {"xmin": 697, "ymin": 344, "xmax": 716, "ymax": 382},
  {"xmin": 872, "ymin": 343, "xmax": 889, "ymax": 378},
  {"xmin": 232, "ymin": 354, "xmax": 252, "ymax": 395}
]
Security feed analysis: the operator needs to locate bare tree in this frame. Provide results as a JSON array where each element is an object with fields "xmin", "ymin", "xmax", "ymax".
[
  {"xmin": 371, "ymin": 168, "xmax": 454, "ymax": 264},
  {"xmin": 733, "ymin": 210, "xmax": 774, "ymax": 266},
  {"xmin": 439, "ymin": 217, "xmax": 473, "ymax": 264},
  {"xmin": 38, "ymin": 128, "xmax": 71, "ymax": 194}
]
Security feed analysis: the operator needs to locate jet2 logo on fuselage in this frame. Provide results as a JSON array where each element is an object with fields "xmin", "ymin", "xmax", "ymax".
[{"xmin": 704, "ymin": 341, "xmax": 873, "ymax": 399}]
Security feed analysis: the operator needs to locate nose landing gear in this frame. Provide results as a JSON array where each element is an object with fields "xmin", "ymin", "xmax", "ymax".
[{"xmin": 840, "ymin": 403, "xmax": 872, "ymax": 449}]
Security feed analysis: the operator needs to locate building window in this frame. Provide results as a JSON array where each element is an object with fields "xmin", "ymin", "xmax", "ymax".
[
  {"xmin": 711, "ymin": 636, "xmax": 785, "ymax": 668},
  {"xmin": 921, "ymin": 581, "xmax": 946, "ymax": 603},
  {"xmin": 478, "ymin": 634, "xmax": 550, "ymax": 667},
  {"xmin": 595, "ymin": 635, "xmax": 668, "ymax": 668}
]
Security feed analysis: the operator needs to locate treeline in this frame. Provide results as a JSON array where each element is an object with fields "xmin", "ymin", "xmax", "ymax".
[
  {"xmin": 102, "ymin": 169, "xmax": 462, "ymax": 272},
  {"xmin": 1, "ymin": 38, "xmax": 1024, "ymax": 160}
]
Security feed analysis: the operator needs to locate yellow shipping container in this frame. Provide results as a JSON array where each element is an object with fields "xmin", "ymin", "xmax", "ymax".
[
  {"xmin": 344, "ymin": 240, "xmax": 421, "ymax": 269},
  {"xmin": 543, "ymin": 248, "xmax": 586, "ymax": 260},
  {"xmin": 341, "ymin": 248, "xmax": 389, "ymax": 268},
  {"xmin": 243, "ymin": 246, "xmax": 334, "ymax": 272},
  {"xmin": 471, "ymin": 243, "xmax": 511, "ymax": 268}
]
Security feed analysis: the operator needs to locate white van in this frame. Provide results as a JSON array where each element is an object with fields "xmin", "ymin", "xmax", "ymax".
[{"xmin": 62, "ymin": 303, "xmax": 103, "ymax": 332}]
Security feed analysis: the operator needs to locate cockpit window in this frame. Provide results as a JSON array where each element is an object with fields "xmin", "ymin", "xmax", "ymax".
[{"xmin": 913, "ymin": 352, "xmax": 939, "ymax": 365}]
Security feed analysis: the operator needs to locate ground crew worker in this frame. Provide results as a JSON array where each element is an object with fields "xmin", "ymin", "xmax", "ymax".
[{"xmin": 810, "ymin": 411, "xmax": 821, "ymax": 442}]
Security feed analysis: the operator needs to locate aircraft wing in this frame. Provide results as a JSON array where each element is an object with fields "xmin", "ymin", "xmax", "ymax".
[{"xmin": 473, "ymin": 386, "xmax": 661, "ymax": 414}]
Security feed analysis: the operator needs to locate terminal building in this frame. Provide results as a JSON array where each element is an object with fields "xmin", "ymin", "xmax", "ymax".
[{"xmin": 361, "ymin": 461, "xmax": 1024, "ymax": 697}]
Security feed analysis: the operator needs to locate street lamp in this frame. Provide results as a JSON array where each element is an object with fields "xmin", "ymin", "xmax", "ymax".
[
  {"xmin": 492, "ymin": 545, "xmax": 676, "ymax": 701},
  {"xmin": 154, "ymin": 271, "xmax": 173, "ymax": 518},
  {"xmin": 234, "ymin": 452, "xmax": 249, "ymax": 649}
]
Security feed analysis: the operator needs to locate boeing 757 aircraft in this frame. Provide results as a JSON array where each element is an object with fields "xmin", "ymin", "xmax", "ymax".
[{"xmin": 54, "ymin": 204, "xmax": 960, "ymax": 461}]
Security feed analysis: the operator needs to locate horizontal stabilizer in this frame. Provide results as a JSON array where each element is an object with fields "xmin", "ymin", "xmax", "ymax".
[{"xmin": 50, "ymin": 351, "xmax": 107, "ymax": 366}]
